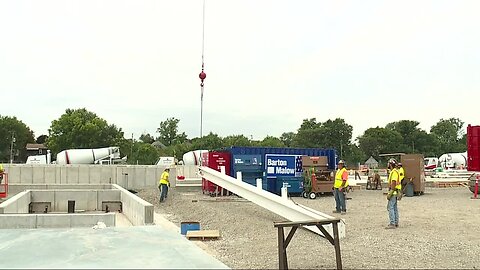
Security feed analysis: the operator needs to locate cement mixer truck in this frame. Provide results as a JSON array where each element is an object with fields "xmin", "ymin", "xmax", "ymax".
[
  {"xmin": 56, "ymin": 147, "xmax": 125, "ymax": 165},
  {"xmin": 176, "ymin": 150, "xmax": 208, "ymax": 180},
  {"xmin": 182, "ymin": 150, "xmax": 208, "ymax": 166},
  {"xmin": 438, "ymin": 152, "xmax": 468, "ymax": 169}
]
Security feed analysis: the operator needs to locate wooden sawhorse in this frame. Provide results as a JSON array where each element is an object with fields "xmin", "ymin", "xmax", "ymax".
[{"xmin": 274, "ymin": 218, "xmax": 342, "ymax": 270}]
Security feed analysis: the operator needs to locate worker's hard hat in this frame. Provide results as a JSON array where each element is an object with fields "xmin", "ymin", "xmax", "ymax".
[
  {"xmin": 388, "ymin": 158, "xmax": 397, "ymax": 165},
  {"xmin": 338, "ymin": 160, "xmax": 345, "ymax": 165}
]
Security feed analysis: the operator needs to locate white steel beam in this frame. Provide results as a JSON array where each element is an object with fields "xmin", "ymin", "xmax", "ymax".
[{"xmin": 199, "ymin": 166, "xmax": 345, "ymax": 238}]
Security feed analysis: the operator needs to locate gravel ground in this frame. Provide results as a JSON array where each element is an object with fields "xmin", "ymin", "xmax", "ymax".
[{"xmin": 137, "ymin": 187, "xmax": 480, "ymax": 269}]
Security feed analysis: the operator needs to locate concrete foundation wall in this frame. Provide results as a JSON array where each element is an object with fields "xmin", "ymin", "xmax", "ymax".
[
  {"xmin": 177, "ymin": 165, "xmax": 200, "ymax": 179},
  {"xmin": 0, "ymin": 215, "xmax": 37, "ymax": 229},
  {"xmin": 0, "ymin": 213, "xmax": 116, "ymax": 229},
  {"xmin": 96, "ymin": 190, "xmax": 121, "ymax": 210},
  {"xmin": 9, "ymin": 184, "xmax": 113, "ymax": 195},
  {"xmin": 2, "ymin": 189, "xmax": 121, "ymax": 213},
  {"xmin": 3, "ymin": 164, "xmax": 176, "ymax": 189},
  {"xmin": 52, "ymin": 190, "xmax": 99, "ymax": 212},
  {"xmin": 29, "ymin": 190, "xmax": 121, "ymax": 212},
  {"xmin": 0, "ymin": 191, "xmax": 31, "ymax": 214},
  {"xmin": 113, "ymin": 184, "xmax": 153, "ymax": 226}
]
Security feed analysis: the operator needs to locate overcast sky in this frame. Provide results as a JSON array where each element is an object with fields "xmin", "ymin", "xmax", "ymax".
[{"xmin": 1, "ymin": 0, "xmax": 479, "ymax": 142}]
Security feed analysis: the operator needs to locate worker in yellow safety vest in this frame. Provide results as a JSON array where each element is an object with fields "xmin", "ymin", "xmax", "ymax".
[
  {"xmin": 333, "ymin": 160, "xmax": 348, "ymax": 215},
  {"xmin": 397, "ymin": 162, "xmax": 405, "ymax": 186},
  {"xmin": 158, "ymin": 168, "xmax": 170, "ymax": 203},
  {"xmin": 0, "ymin": 164, "xmax": 4, "ymax": 184},
  {"xmin": 386, "ymin": 158, "xmax": 401, "ymax": 229}
]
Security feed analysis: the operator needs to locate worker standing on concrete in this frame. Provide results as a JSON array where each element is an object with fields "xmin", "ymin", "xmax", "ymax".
[
  {"xmin": 386, "ymin": 159, "xmax": 401, "ymax": 229},
  {"xmin": 333, "ymin": 160, "xmax": 349, "ymax": 215},
  {"xmin": 158, "ymin": 168, "xmax": 170, "ymax": 203}
]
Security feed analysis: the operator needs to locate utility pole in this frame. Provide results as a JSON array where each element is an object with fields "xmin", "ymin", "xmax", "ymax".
[
  {"xmin": 130, "ymin": 133, "xmax": 134, "ymax": 160},
  {"xmin": 9, "ymin": 132, "xmax": 16, "ymax": 164}
]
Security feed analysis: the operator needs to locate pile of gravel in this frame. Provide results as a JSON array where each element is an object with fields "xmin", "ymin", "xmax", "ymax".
[{"xmin": 137, "ymin": 187, "xmax": 479, "ymax": 269}]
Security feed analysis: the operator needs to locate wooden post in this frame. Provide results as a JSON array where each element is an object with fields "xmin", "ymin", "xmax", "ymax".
[
  {"xmin": 274, "ymin": 219, "xmax": 342, "ymax": 270},
  {"xmin": 277, "ymin": 227, "xmax": 288, "ymax": 270},
  {"xmin": 332, "ymin": 222, "xmax": 342, "ymax": 270}
]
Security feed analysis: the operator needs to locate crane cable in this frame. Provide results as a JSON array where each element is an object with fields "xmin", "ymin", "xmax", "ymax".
[
  {"xmin": 201, "ymin": 0, "xmax": 206, "ymax": 76},
  {"xmin": 199, "ymin": 0, "xmax": 207, "ymax": 139}
]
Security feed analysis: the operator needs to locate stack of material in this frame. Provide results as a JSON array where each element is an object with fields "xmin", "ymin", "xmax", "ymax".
[
  {"xmin": 433, "ymin": 181, "xmax": 469, "ymax": 188},
  {"xmin": 186, "ymin": 230, "xmax": 221, "ymax": 241}
]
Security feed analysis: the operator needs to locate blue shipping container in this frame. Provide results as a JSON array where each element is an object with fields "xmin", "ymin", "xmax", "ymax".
[
  {"xmin": 225, "ymin": 147, "xmax": 338, "ymax": 170},
  {"xmin": 243, "ymin": 178, "xmax": 268, "ymax": 190},
  {"xmin": 265, "ymin": 154, "xmax": 303, "ymax": 178},
  {"xmin": 275, "ymin": 177, "xmax": 304, "ymax": 195},
  {"xmin": 230, "ymin": 154, "xmax": 265, "ymax": 189}
]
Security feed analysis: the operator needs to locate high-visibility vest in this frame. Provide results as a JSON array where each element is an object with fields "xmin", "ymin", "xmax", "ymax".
[
  {"xmin": 0, "ymin": 164, "xmax": 3, "ymax": 172},
  {"xmin": 388, "ymin": 168, "xmax": 401, "ymax": 193},
  {"xmin": 398, "ymin": 167, "xmax": 405, "ymax": 181},
  {"xmin": 159, "ymin": 171, "xmax": 169, "ymax": 185},
  {"xmin": 334, "ymin": 167, "xmax": 348, "ymax": 188}
]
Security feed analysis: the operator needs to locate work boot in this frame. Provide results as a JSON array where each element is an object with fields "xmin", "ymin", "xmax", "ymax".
[{"xmin": 385, "ymin": 224, "xmax": 396, "ymax": 229}]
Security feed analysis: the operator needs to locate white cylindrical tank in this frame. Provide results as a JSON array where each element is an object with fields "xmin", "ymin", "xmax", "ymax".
[
  {"xmin": 438, "ymin": 152, "xmax": 468, "ymax": 169},
  {"xmin": 56, "ymin": 147, "xmax": 120, "ymax": 165},
  {"xmin": 182, "ymin": 150, "xmax": 208, "ymax": 166}
]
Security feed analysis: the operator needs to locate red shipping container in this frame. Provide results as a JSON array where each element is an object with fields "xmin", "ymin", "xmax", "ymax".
[
  {"xmin": 201, "ymin": 151, "xmax": 232, "ymax": 196},
  {"xmin": 467, "ymin": 125, "xmax": 480, "ymax": 171}
]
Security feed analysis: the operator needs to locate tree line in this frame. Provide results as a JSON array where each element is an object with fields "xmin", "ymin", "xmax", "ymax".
[{"xmin": 0, "ymin": 108, "xmax": 467, "ymax": 166}]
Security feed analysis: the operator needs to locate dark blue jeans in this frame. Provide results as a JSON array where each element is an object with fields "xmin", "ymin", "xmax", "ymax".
[
  {"xmin": 334, "ymin": 188, "xmax": 346, "ymax": 212},
  {"xmin": 387, "ymin": 196, "xmax": 399, "ymax": 225},
  {"xmin": 159, "ymin": 184, "xmax": 169, "ymax": 202}
]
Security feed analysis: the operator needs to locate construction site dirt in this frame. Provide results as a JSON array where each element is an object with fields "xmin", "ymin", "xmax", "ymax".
[{"xmin": 137, "ymin": 187, "xmax": 480, "ymax": 269}]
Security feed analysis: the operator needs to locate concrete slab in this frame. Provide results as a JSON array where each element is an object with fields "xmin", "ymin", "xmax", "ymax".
[{"xmin": 0, "ymin": 226, "xmax": 229, "ymax": 269}]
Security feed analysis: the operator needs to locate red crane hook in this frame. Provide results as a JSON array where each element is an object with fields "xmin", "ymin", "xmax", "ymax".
[{"xmin": 199, "ymin": 71, "xmax": 206, "ymax": 87}]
